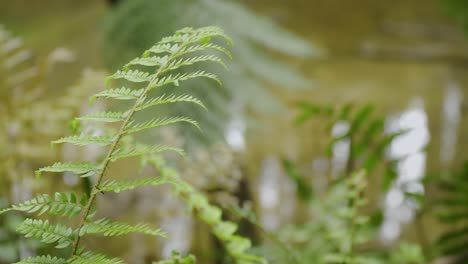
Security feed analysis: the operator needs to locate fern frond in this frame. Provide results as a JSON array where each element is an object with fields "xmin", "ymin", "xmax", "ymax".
[
  {"xmin": 16, "ymin": 26, "xmax": 233, "ymax": 261},
  {"xmin": 0, "ymin": 192, "xmax": 85, "ymax": 217},
  {"xmin": 36, "ymin": 162, "xmax": 102, "ymax": 178},
  {"xmin": 97, "ymin": 176, "xmax": 170, "ymax": 194},
  {"xmin": 80, "ymin": 218, "xmax": 165, "ymax": 237},
  {"xmin": 135, "ymin": 94, "xmax": 206, "ymax": 112},
  {"xmin": 106, "ymin": 69, "xmax": 152, "ymax": 84},
  {"xmin": 17, "ymin": 219, "xmax": 74, "ymax": 249},
  {"xmin": 70, "ymin": 251, "xmax": 125, "ymax": 264},
  {"xmin": 110, "ymin": 144, "xmax": 183, "ymax": 162},
  {"xmin": 123, "ymin": 117, "xmax": 199, "ymax": 134},
  {"xmin": 13, "ymin": 255, "xmax": 66, "ymax": 264},
  {"xmin": 146, "ymin": 156, "xmax": 266, "ymax": 264},
  {"xmin": 52, "ymin": 135, "xmax": 116, "ymax": 147},
  {"xmin": 90, "ymin": 87, "xmax": 144, "ymax": 102},
  {"xmin": 150, "ymin": 70, "xmax": 221, "ymax": 90},
  {"xmin": 145, "ymin": 27, "xmax": 232, "ymax": 56},
  {"xmin": 77, "ymin": 111, "xmax": 127, "ymax": 123}
]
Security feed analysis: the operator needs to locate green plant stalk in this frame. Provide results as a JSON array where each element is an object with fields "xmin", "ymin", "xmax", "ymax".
[{"xmin": 70, "ymin": 42, "xmax": 188, "ymax": 256}]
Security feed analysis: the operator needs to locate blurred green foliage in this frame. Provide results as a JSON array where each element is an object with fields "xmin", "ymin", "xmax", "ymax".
[
  {"xmin": 103, "ymin": 0, "xmax": 320, "ymax": 143},
  {"xmin": 434, "ymin": 162, "xmax": 468, "ymax": 259},
  {"xmin": 441, "ymin": 0, "xmax": 468, "ymax": 33}
]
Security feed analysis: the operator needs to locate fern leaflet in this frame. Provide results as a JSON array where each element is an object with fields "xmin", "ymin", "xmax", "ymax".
[
  {"xmin": 97, "ymin": 176, "xmax": 171, "ymax": 194},
  {"xmin": 80, "ymin": 218, "xmax": 165, "ymax": 237},
  {"xmin": 52, "ymin": 135, "xmax": 116, "ymax": 147},
  {"xmin": 0, "ymin": 192, "xmax": 85, "ymax": 217},
  {"xmin": 123, "ymin": 117, "xmax": 199, "ymax": 135},
  {"xmin": 35, "ymin": 162, "xmax": 102, "ymax": 178},
  {"xmin": 135, "ymin": 94, "xmax": 206, "ymax": 112},
  {"xmin": 17, "ymin": 219, "xmax": 74, "ymax": 249},
  {"xmin": 13, "ymin": 255, "xmax": 67, "ymax": 264}
]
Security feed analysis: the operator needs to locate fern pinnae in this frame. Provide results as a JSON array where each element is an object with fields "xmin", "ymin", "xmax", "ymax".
[
  {"xmin": 123, "ymin": 116, "xmax": 200, "ymax": 135},
  {"xmin": 135, "ymin": 94, "xmax": 207, "ymax": 112},
  {"xmin": 150, "ymin": 70, "xmax": 221, "ymax": 90},
  {"xmin": 76, "ymin": 111, "xmax": 128, "ymax": 123},
  {"xmin": 176, "ymin": 42, "xmax": 233, "ymax": 59},
  {"xmin": 80, "ymin": 218, "xmax": 166, "ymax": 237},
  {"xmin": 69, "ymin": 251, "xmax": 124, "ymax": 264},
  {"xmin": 68, "ymin": 26, "xmax": 231, "ymax": 256},
  {"xmin": 161, "ymin": 54, "xmax": 227, "ymax": 73},
  {"xmin": 90, "ymin": 87, "xmax": 144, "ymax": 103},
  {"xmin": 52, "ymin": 134, "xmax": 116, "ymax": 147},
  {"xmin": 13, "ymin": 255, "xmax": 67, "ymax": 264},
  {"xmin": 1, "ymin": 27, "xmax": 232, "ymax": 261},
  {"xmin": 106, "ymin": 69, "xmax": 152, "ymax": 84},
  {"xmin": 0, "ymin": 192, "xmax": 85, "ymax": 217},
  {"xmin": 97, "ymin": 176, "xmax": 171, "ymax": 194},
  {"xmin": 36, "ymin": 161, "xmax": 102, "ymax": 178},
  {"xmin": 110, "ymin": 144, "xmax": 184, "ymax": 162},
  {"xmin": 147, "ymin": 156, "xmax": 267, "ymax": 263},
  {"xmin": 17, "ymin": 219, "xmax": 74, "ymax": 249},
  {"xmin": 125, "ymin": 55, "xmax": 169, "ymax": 68}
]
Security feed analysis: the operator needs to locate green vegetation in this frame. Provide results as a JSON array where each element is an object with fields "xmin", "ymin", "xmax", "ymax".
[
  {"xmin": 0, "ymin": 26, "xmax": 263, "ymax": 263},
  {"xmin": 2, "ymin": 1, "xmax": 468, "ymax": 263}
]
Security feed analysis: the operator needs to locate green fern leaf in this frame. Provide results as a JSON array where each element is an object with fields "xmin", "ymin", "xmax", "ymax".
[
  {"xmin": 13, "ymin": 255, "xmax": 67, "ymax": 264},
  {"xmin": 77, "ymin": 111, "xmax": 127, "ymax": 123},
  {"xmin": 0, "ymin": 192, "xmax": 85, "ymax": 217},
  {"xmin": 80, "ymin": 218, "xmax": 165, "ymax": 237},
  {"xmin": 17, "ymin": 219, "xmax": 74, "ymax": 249},
  {"xmin": 213, "ymin": 221, "xmax": 238, "ymax": 240},
  {"xmin": 162, "ymin": 54, "xmax": 226, "ymax": 73},
  {"xmin": 52, "ymin": 134, "xmax": 116, "ymax": 146},
  {"xmin": 135, "ymin": 94, "xmax": 206, "ymax": 112},
  {"xmin": 146, "ymin": 156, "xmax": 266, "ymax": 263},
  {"xmin": 226, "ymin": 236, "xmax": 252, "ymax": 256},
  {"xmin": 199, "ymin": 204, "xmax": 223, "ymax": 225},
  {"xmin": 110, "ymin": 144, "xmax": 183, "ymax": 162},
  {"xmin": 97, "ymin": 176, "xmax": 171, "ymax": 194},
  {"xmin": 36, "ymin": 162, "xmax": 102, "ymax": 178},
  {"xmin": 125, "ymin": 55, "xmax": 169, "ymax": 68},
  {"xmin": 149, "ymin": 70, "xmax": 221, "ymax": 90},
  {"xmin": 123, "ymin": 116, "xmax": 199, "ymax": 135},
  {"xmin": 106, "ymin": 69, "xmax": 152, "ymax": 84},
  {"xmin": 70, "ymin": 251, "xmax": 125, "ymax": 264},
  {"xmin": 90, "ymin": 87, "xmax": 144, "ymax": 102},
  {"xmin": 176, "ymin": 42, "xmax": 232, "ymax": 59},
  {"xmin": 145, "ymin": 43, "xmax": 174, "ymax": 55}
]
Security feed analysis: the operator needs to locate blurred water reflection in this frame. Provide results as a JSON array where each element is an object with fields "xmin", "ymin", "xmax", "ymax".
[
  {"xmin": 381, "ymin": 98, "xmax": 429, "ymax": 242},
  {"xmin": 440, "ymin": 83, "xmax": 462, "ymax": 166}
]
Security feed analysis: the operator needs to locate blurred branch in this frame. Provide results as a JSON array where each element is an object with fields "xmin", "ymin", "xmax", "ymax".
[
  {"xmin": 381, "ymin": 20, "xmax": 464, "ymax": 41},
  {"xmin": 359, "ymin": 42, "xmax": 468, "ymax": 65}
]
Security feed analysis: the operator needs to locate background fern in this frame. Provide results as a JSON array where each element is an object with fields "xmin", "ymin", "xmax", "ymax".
[
  {"xmin": 0, "ymin": 24, "xmax": 104, "ymax": 262},
  {"xmin": 433, "ymin": 162, "xmax": 468, "ymax": 262},
  {"xmin": 102, "ymin": 0, "xmax": 321, "ymax": 144}
]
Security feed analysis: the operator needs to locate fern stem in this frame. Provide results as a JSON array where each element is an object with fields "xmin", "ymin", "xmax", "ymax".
[{"xmin": 70, "ymin": 37, "xmax": 192, "ymax": 256}]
